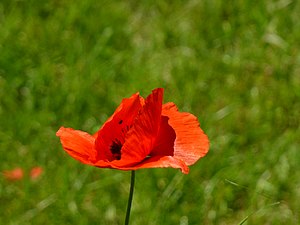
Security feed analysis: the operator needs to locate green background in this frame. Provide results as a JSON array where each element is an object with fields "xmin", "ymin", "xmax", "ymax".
[{"xmin": 1, "ymin": 0, "xmax": 300, "ymax": 224}]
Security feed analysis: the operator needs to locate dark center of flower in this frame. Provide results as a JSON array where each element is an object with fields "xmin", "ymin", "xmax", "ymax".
[
  {"xmin": 110, "ymin": 139, "xmax": 122, "ymax": 160},
  {"xmin": 108, "ymin": 121, "xmax": 133, "ymax": 161}
]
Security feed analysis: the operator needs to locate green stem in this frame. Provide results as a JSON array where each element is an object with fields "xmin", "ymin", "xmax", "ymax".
[{"xmin": 125, "ymin": 170, "xmax": 135, "ymax": 225}]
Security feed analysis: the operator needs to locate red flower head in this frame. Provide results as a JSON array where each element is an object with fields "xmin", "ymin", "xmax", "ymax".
[
  {"xmin": 30, "ymin": 167, "xmax": 43, "ymax": 180},
  {"xmin": 56, "ymin": 88, "xmax": 209, "ymax": 174},
  {"xmin": 2, "ymin": 167, "xmax": 24, "ymax": 181}
]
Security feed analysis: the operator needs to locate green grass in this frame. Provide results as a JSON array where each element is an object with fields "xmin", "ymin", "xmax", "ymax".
[{"xmin": 1, "ymin": 0, "xmax": 300, "ymax": 224}]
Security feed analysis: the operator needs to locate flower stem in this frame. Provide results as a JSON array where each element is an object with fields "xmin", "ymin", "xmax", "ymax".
[{"xmin": 125, "ymin": 170, "xmax": 135, "ymax": 225}]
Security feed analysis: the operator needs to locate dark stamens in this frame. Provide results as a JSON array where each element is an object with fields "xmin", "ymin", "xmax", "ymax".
[{"xmin": 110, "ymin": 139, "xmax": 122, "ymax": 160}]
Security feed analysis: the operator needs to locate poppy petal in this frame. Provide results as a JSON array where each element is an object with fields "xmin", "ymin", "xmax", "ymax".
[
  {"xmin": 115, "ymin": 156, "xmax": 189, "ymax": 174},
  {"xmin": 95, "ymin": 93, "xmax": 142, "ymax": 161},
  {"xmin": 150, "ymin": 115, "xmax": 176, "ymax": 156},
  {"xmin": 112, "ymin": 88, "xmax": 164, "ymax": 167},
  {"xmin": 162, "ymin": 103, "xmax": 209, "ymax": 166},
  {"xmin": 56, "ymin": 127, "xmax": 97, "ymax": 165}
]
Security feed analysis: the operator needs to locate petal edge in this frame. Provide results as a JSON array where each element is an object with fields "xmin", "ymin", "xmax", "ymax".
[{"xmin": 113, "ymin": 155, "xmax": 189, "ymax": 174}]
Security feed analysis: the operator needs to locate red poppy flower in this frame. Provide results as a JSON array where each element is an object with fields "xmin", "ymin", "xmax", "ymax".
[
  {"xmin": 2, "ymin": 167, "xmax": 24, "ymax": 181},
  {"xmin": 30, "ymin": 167, "xmax": 43, "ymax": 180},
  {"xmin": 56, "ymin": 88, "xmax": 209, "ymax": 174}
]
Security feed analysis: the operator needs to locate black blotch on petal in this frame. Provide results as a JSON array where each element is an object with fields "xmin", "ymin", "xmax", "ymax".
[
  {"xmin": 110, "ymin": 139, "xmax": 122, "ymax": 160},
  {"xmin": 119, "ymin": 120, "xmax": 123, "ymax": 124}
]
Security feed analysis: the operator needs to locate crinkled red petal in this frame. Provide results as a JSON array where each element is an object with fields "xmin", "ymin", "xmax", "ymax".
[
  {"xmin": 162, "ymin": 103, "xmax": 209, "ymax": 166},
  {"xmin": 150, "ymin": 115, "xmax": 176, "ymax": 156},
  {"xmin": 56, "ymin": 127, "xmax": 97, "ymax": 165},
  {"xmin": 95, "ymin": 93, "xmax": 142, "ymax": 161},
  {"xmin": 111, "ymin": 88, "xmax": 163, "ymax": 167}
]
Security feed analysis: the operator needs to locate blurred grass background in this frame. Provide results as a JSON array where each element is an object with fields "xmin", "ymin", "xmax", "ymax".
[{"xmin": 0, "ymin": 0, "xmax": 300, "ymax": 224}]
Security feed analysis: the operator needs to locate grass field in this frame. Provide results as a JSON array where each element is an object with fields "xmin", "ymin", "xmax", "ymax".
[{"xmin": 1, "ymin": 0, "xmax": 300, "ymax": 224}]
